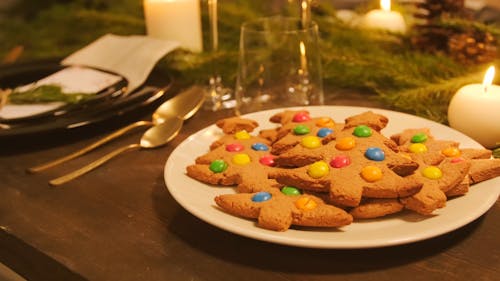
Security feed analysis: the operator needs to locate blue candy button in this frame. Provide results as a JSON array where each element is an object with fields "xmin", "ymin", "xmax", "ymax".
[
  {"xmin": 251, "ymin": 191, "xmax": 272, "ymax": 202},
  {"xmin": 251, "ymin": 142, "xmax": 269, "ymax": 151},
  {"xmin": 365, "ymin": 147, "xmax": 385, "ymax": 161},
  {"xmin": 317, "ymin": 128, "xmax": 333, "ymax": 138}
]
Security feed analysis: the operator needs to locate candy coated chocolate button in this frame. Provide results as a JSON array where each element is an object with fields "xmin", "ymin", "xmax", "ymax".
[
  {"xmin": 315, "ymin": 117, "xmax": 335, "ymax": 127},
  {"xmin": 232, "ymin": 153, "xmax": 251, "ymax": 165},
  {"xmin": 361, "ymin": 166, "xmax": 382, "ymax": 182},
  {"xmin": 294, "ymin": 125, "xmax": 310, "ymax": 135},
  {"xmin": 353, "ymin": 125, "xmax": 372, "ymax": 137},
  {"xmin": 251, "ymin": 142, "xmax": 269, "ymax": 151},
  {"xmin": 330, "ymin": 155, "xmax": 351, "ymax": 168},
  {"xmin": 307, "ymin": 161, "xmax": 329, "ymax": 178},
  {"xmin": 259, "ymin": 155, "xmax": 276, "ymax": 166},
  {"xmin": 365, "ymin": 147, "xmax": 385, "ymax": 161},
  {"xmin": 336, "ymin": 137, "xmax": 356, "ymax": 150},
  {"xmin": 292, "ymin": 112, "xmax": 311, "ymax": 122},
  {"xmin": 209, "ymin": 159, "xmax": 228, "ymax": 173},
  {"xmin": 252, "ymin": 192, "xmax": 272, "ymax": 202},
  {"xmin": 301, "ymin": 136, "xmax": 321, "ymax": 149},
  {"xmin": 451, "ymin": 157, "xmax": 465, "ymax": 163},
  {"xmin": 226, "ymin": 143, "xmax": 244, "ymax": 152},
  {"xmin": 422, "ymin": 166, "xmax": 442, "ymax": 179},
  {"xmin": 411, "ymin": 133, "xmax": 428, "ymax": 143},
  {"xmin": 317, "ymin": 127, "xmax": 333, "ymax": 138},
  {"xmin": 442, "ymin": 147, "xmax": 461, "ymax": 157},
  {"xmin": 281, "ymin": 186, "xmax": 301, "ymax": 196},
  {"xmin": 408, "ymin": 143, "xmax": 428, "ymax": 153},
  {"xmin": 295, "ymin": 197, "xmax": 318, "ymax": 210},
  {"xmin": 234, "ymin": 130, "xmax": 251, "ymax": 140}
]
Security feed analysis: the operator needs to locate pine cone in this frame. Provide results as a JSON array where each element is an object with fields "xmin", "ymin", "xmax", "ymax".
[
  {"xmin": 413, "ymin": 0, "xmax": 470, "ymax": 21},
  {"xmin": 448, "ymin": 31, "xmax": 497, "ymax": 64}
]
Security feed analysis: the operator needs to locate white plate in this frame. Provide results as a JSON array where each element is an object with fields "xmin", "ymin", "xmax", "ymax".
[{"xmin": 164, "ymin": 106, "xmax": 500, "ymax": 249}]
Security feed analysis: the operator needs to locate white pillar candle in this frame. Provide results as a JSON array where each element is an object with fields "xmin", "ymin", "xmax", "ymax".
[
  {"xmin": 361, "ymin": 0, "xmax": 406, "ymax": 34},
  {"xmin": 448, "ymin": 66, "xmax": 500, "ymax": 148},
  {"xmin": 143, "ymin": 0, "xmax": 203, "ymax": 52}
]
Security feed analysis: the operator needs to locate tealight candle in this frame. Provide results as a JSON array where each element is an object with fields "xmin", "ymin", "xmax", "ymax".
[
  {"xmin": 361, "ymin": 0, "xmax": 406, "ymax": 34},
  {"xmin": 143, "ymin": 0, "xmax": 202, "ymax": 52},
  {"xmin": 448, "ymin": 66, "xmax": 500, "ymax": 148}
]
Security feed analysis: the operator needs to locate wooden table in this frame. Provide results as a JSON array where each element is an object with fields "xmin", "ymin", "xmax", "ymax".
[{"xmin": 0, "ymin": 87, "xmax": 499, "ymax": 281}]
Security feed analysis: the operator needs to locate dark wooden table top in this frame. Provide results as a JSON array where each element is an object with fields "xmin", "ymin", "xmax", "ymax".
[{"xmin": 0, "ymin": 86, "xmax": 499, "ymax": 281}]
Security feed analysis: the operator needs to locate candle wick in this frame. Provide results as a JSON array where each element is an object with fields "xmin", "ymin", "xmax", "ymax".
[{"xmin": 484, "ymin": 85, "xmax": 489, "ymax": 94}]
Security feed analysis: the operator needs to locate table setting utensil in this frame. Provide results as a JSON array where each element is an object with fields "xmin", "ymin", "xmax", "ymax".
[
  {"xmin": 49, "ymin": 117, "xmax": 183, "ymax": 186},
  {"xmin": 47, "ymin": 86, "xmax": 205, "ymax": 186},
  {"xmin": 28, "ymin": 85, "xmax": 204, "ymax": 174}
]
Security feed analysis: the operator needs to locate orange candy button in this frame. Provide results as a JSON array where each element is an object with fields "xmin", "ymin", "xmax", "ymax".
[
  {"xmin": 361, "ymin": 165, "xmax": 383, "ymax": 182},
  {"xmin": 442, "ymin": 147, "xmax": 461, "ymax": 157},
  {"xmin": 315, "ymin": 117, "xmax": 335, "ymax": 127},
  {"xmin": 295, "ymin": 197, "xmax": 318, "ymax": 211},
  {"xmin": 336, "ymin": 137, "xmax": 356, "ymax": 150}
]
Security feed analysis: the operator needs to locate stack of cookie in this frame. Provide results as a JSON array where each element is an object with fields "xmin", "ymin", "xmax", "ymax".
[{"xmin": 186, "ymin": 110, "xmax": 500, "ymax": 231}]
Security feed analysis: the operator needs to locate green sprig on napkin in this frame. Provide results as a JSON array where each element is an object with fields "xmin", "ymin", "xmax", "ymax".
[{"xmin": 8, "ymin": 85, "xmax": 92, "ymax": 104}]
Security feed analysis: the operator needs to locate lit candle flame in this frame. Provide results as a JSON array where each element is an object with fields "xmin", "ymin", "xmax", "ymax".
[
  {"xmin": 300, "ymin": 41, "xmax": 307, "ymax": 73},
  {"xmin": 381, "ymin": 0, "xmax": 391, "ymax": 11},
  {"xmin": 483, "ymin": 66, "xmax": 495, "ymax": 93}
]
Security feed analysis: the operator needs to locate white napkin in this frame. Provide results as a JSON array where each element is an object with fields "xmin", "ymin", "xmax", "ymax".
[
  {"xmin": 1, "ymin": 34, "xmax": 179, "ymax": 119},
  {"xmin": 62, "ymin": 33, "xmax": 180, "ymax": 93}
]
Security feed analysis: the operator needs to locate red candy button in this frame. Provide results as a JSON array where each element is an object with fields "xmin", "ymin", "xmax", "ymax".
[
  {"xmin": 259, "ymin": 155, "xmax": 276, "ymax": 166},
  {"xmin": 330, "ymin": 155, "xmax": 351, "ymax": 168},
  {"xmin": 292, "ymin": 112, "xmax": 311, "ymax": 122},
  {"xmin": 451, "ymin": 157, "xmax": 465, "ymax": 163},
  {"xmin": 226, "ymin": 143, "xmax": 244, "ymax": 152}
]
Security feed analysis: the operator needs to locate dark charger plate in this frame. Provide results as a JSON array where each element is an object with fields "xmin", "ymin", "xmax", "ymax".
[{"xmin": 0, "ymin": 61, "xmax": 172, "ymax": 138}]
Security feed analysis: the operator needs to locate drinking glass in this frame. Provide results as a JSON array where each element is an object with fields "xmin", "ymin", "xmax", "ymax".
[{"xmin": 235, "ymin": 16, "xmax": 324, "ymax": 115}]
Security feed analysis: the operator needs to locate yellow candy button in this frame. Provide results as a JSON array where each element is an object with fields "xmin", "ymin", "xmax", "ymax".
[
  {"xmin": 315, "ymin": 117, "xmax": 335, "ymax": 127},
  {"xmin": 361, "ymin": 165, "xmax": 383, "ymax": 182},
  {"xmin": 336, "ymin": 137, "xmax": 356, "ymax": 150},
  {"xmin": 234, "ymin": 130, "xmax": 251, "ymax": 140},
  {"xmin": 408, "ymin": 143, "xmax": 428, "ymax": 154},
  {"xmin": 295, "ymin": 197, "xmax": 318, "ymax": 211},
  {"xmin": 442, "ymin": 147, "xmax": 461, "ymax": 157},
  {"xmin": 232, "ymin": 153, "xmax": 251, "ymax": 165},
  {"xmin": 307, "ymin": 161, "xmax": 329, "ymax": 178},
  {"xmin": 301, "ymin": 136, "xmax": 321, "ymax": 149},
  {"xmin": 422, "ymin": 166, "xmax": 442, "ymax": 179}
]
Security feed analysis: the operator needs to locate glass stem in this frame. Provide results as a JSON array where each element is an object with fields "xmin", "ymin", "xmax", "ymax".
[{"xmin": 300, "ymin": 0, "xmax": 311, "ymax": 29}]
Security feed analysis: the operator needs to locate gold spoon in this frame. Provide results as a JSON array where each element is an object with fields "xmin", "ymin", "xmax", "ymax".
[
  {"xmin": 48, "ymin": 117, "xmax": 183, "ymax": 186},
  {"xmin": 28, "ymin": 85, "xmax": 204, "ymax": 173}
]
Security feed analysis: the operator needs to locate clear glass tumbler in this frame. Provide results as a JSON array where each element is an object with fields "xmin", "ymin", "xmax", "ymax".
[{"xmin": 235, "ymin": 16, "xmax": 324, "ymax": 115}]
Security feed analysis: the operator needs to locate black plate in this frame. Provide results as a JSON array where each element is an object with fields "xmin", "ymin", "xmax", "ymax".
[{"xmin": 0, "ymin": 61, "xmax": 172, "ymax": 138}]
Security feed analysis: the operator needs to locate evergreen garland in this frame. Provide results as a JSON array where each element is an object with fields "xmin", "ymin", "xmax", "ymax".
[{"xmin": 0, "ymin": 0, "xmax": 499, "ymax": 124}]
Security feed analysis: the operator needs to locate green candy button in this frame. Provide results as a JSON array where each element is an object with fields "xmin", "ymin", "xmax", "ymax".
[
  {"xmin": 293, "ymin": 125, "xmax": 310, "ymax": 135},
  {"xmin": 411, "ymin": 132, "xmax": 428, "ymax": 143},
  {"xmin": 209, "ymin": 159, "xmax": 228, "ymax": 173},
  {"xmin": 353, "ymin": 125, "xmax": 372, "ymax": 137},
  {"xmin": 281, "ymin": 186, "xmax": 301, "ymax": 196}
]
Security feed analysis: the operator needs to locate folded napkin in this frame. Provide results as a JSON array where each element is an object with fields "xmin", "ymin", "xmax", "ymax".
[
  {"xmin": 0, "ymin": 34, "xmax": 179, "ymax": 119},
  {"xmin": 62, "ymin": 33, "xmax": 180, "ymax": 93}
]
